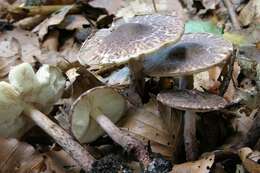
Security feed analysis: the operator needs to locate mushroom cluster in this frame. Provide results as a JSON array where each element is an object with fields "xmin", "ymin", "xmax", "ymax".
[{"xmin": 70, "ymin": 9, "xmax": 233, "ymax": 171}]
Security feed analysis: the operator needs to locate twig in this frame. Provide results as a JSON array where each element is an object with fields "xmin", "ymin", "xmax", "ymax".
[
  {"xmin": 222, "ymin": 0, "xmax": 241, "ymax": 30},
  {"xmin": 218, "ymin": 48, "xmax": 237, "ymax": 96},
  {"xmin": 24, "ymin": 104, "xmax": 95, "ymax": 172},
  {"xmin": 152, "ymin": 0, "xmax": 158, "ymax": 13},
  {"xmin": 8, "ymin": 5, "xmax": 80, "ymax": 16}
]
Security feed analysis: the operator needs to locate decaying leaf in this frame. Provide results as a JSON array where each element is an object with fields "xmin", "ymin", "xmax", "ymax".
[
  {"xmin": 239, "ymin": 147, "xmax": 260, "ymax": 173},
  {"xmin": 0, "ymin": 137, "xmax": 78, "ymax": 173},
  {"xmin": 239, "ymin": 0, "xmax": 260, "ymax": 26},
  {"xmin": 89, "ymin": 0, "xmax": 124, "ymax": 15},
  {"xmin": 170, "ymin": 154, "xmax": 215, "ymax": 173},
  {"xmin": 0, "ymin": 28, "xmax": 41, "ymax": 63},
  {"xmin": 120, "ymin": 99, "xmax": 177, "ymax": 159},
  {"xmin": 116, "ymin": 0, "xmax": 184, "ymax": 19},
  {"xmin": 33, "ymin": 5, "xmax": 73, "ymax": 40}
]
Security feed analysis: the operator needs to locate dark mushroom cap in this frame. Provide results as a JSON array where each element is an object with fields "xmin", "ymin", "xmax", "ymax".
[
  {"xmin": 144, "ymin": 33, "xmax": 233, "ymax": 77},
  {"xmin": 157, "ymin": 89, "xmax": 228, "ymax": 112},
  {"xmin": 78, "ymin": 14, "xmax": 184, "ymax": 65}
]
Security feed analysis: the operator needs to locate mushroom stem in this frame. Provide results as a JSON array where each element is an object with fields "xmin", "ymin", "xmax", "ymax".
[
  {"xmin": 183, "ymin": 111, "xmax": 198, "ymax": 161},
  {"xmin": 23, "ymin": 104, "xmax": 95, "ymax": 172},
  {"xmin": 93, "ymin": 109, "xmax": 151, "ymax": 167},
  {"xmin": 179, "ymin": 75, "xmax": 198, "ymax": 161}
]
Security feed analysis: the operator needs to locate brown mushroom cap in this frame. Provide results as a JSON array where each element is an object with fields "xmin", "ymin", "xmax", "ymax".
[
  {"xmin": 70, "ymin": 87, "xmax": 126, "ymax": 143},
  {"xmin": 78, "ymin": 14, "xmax": 184, "ymax": 66},
  {"xmin": 144, "ymin": 33, "xmax": 233, "ymax": 77},
  {"xmin": 157, "ymin": 89, "xmax": 228, "ymax": 112}
]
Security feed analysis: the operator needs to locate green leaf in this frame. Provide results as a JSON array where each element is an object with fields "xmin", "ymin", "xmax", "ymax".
[{"xmin": 185, "ymin": 20, "xmax": 222, "ymax": 35}]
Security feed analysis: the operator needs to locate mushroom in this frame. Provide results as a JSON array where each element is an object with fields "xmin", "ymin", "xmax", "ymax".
[
  {"xmin": 70, "ymin": 86, "xmax": 151, "ymax": 167},
  {"xmin": 0, "ymin": 63, "xmax": 95, "ymax": 172},
  {"xmin": 157, "ymin": 89, "xmax": 228, "ymax": 160},
  {"xmin": 144, "ymin": 33, "xmax": 232, "ymax": 160},
  {"xmin": 78, "ymin": 14, "xmax": 184, "ymax": 101}
]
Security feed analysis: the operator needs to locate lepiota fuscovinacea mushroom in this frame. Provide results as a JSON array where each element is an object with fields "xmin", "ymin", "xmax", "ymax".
[
  {"xmin": 157, "ymin": 89, "xmax": 228, "ymax": 160},
  {"xmin": 144, "ymin": 32, "xmax": 233, "ymax": 160},
  {"xmin": 78, "ymin": 14, "xmax": 184, "ymax": 102},
  {"xmin": 0, "ymin": 63, "xmax": 95, "ymax": 172},
  {"xmin": 70, "ymin": 86, "xmax": 151, "ymax": 168}
]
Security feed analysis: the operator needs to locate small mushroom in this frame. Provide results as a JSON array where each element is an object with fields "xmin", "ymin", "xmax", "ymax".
[
  {"xmin": 0, "ymin": 63, "xmax": 95, "ymax": 172},
  {"xmin": 144, "ymin": 32, "xmax": 232, "ymax": 160},
  {"xmin": 78, "ymin": 14, "xmax": 184, "ymax": 102},
  {"xmin": 157, "ymin": 89, "xmax": 228, "ymax": 160},
  {"xmin": 70, "ymin": 86, "xmax": 151, "ymax": 167}
]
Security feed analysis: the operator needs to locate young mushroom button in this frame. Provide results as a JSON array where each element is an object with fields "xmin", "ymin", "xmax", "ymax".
[{"xmin": 0, "ymin": 63, "xmax": 95, "ymax": 172}]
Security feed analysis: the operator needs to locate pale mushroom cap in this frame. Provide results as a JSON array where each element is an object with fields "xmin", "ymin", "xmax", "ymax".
[
  {"xmin": 0, "ymin": 82, "xmax": 29, "ymax": 138},
  {"xmin": 157, "ymin": 89, "xmax": 228, "ymax": 112},
  {"xmin": 70, "ymin": 87, "xmax": 126, "ymax": 143},
  {"xmin": 78, "ymin": 14, "xmax": 184, "ymax": 65},
  {"xmin": 144, "ymin": 33, "xmax": 233, "ymax": 77}
]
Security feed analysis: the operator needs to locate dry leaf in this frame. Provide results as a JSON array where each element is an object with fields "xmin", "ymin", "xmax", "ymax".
[
  {"xmin": 0, "ymin": 137, "xmax": 77, "ymax": 173},
  {"xmin": 116, "ymin": 0, "xmax": 185, "ymax": 20},
  {"xmin": 120, "ymin": 99, "xmax": 176, "ymax": 159},
  {"xmin": 89, "ymin": 0, "xmax": 124, "ymax": 15},
  {"xmin": 33, "ymin": 5, "xmax": 73, "ymax": 40},
  {"xmin": 58, "ymin": 15, "xmax": 89, "ymax": 30},
  {"xmin": 0, "ymin": 28, "xmax": 41, "ymax": 63},
  {"xmin": 239, "ymin": 0, "xmax": 260, "ymax": 26},
  {"xmin": 239, "ymin": 147, "xmax": 260, "ymax": 173},
  {"xmin": 170, "ymin": 155, "xmax": 215, "ymax": 173}
]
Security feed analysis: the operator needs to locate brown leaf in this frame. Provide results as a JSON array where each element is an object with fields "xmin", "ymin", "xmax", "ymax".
[
  {"xmin": 0, "ymin": 28, "xmax": 41, "ymax": 63},
  {"xmin": 0, "ymin": 138, "xmax": 35, "ymax": 173},
  {"xmin": 0, "ymin": 137, "xmax": 78, "ymax": 173},
  {"xmin": 89, "ymin": 0, "xmax": 124, "ymax": 15},
  {"xmin": 239, "ymin": 147, "xmax": 260, "ymax": 173},
  {"xmin": 58, "ymin": 15, "xmax": 89, "ymax": 30},
  {"xmin": 120, "ymin": 99, "xmax": 177, "ymax": 159},
  {"xmin": 170, "ymin": 155, "xmax": 215, "ymax": 173},
  {"xmin": 116, "ymin": 0, "xmax": 185, "ymax": 20},
  {"xmin": 33, "ymin": 5, "xmax": 73, "ymax": 40}
]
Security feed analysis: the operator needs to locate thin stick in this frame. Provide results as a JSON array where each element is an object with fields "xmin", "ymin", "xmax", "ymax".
[
  {"xmin": 23, "ymin": 105, "xmax": 95, "ymax": 172},
  {"xmin": 152, "ymin": 0, "xmax": 158, "ymax": 13},
  {"xmin": 95, "ymin": 114, "xmax": 151, "ymax": 167},
  {"xmin": 222, "ymin": 0, "xmax": 241, "ymax": 30}
]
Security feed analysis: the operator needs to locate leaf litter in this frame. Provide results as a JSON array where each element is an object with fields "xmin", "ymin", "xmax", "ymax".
[{"xmin": 0, "ymin": 0, "xmax": 259, "ymax": 172}]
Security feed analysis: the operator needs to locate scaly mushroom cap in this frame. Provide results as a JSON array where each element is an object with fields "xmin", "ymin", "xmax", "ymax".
[
  {"xmin": 70, "ymin": 87, "xmax": 126, "ymax": 143},
  {"xmin": 78, "ymin": 14, "xmax": 184, "ymax": 66},
  {"xmin": 144, "ymin": 33, "xmax": 233, "ymax": 77},
  {"xmin": 157, "ymin": 89, "xmax": 228, "ymax": 112}
]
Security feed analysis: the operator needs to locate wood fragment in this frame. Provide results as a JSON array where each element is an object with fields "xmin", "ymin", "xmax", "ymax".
[{"xmin": 222, "ymin": 0, "xmax": 241, "ymax": 30}]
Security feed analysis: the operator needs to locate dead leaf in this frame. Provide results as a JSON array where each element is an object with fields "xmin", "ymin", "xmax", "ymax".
[
  {"xmin": 42, "ymin": 30, "xmax": 60, "ymax": 52},
  {"xmin": 0, "ymin": 37, "xmax": 21, "ymax": 80},
  {"xmin": 89, "ymin": 0, "xmax": 124, "ymax": 15},
  {"xmin": 116, "ymin": 0, "xmax": 185, "ymax": 20},
  {"xmin": 0, "ymin": 28, "xmax": 41, "ymax": 63},
  {"xmin": 239, "ymin": 0, "xmax": 260, "ymax": 26},
  {"xmin": 170, "ymin": 154, "xmax": 215, "ymax": 173},
  {"xmin": 238, "ymin": 147, "xmax": 260, "ymax": 173},
  {"xmin": 33, "ymin": 5, "xmax": 73, "ymax": 40},
  {"xmin": 120, "ymin": 99, "xmax": 177, "ymax": 159},
  {"xmin": 58, "ymin": 15, "xmax": 89, "ymax": 30},
  {"xmin": 0, "ymin": 137, "xmax": 80, "ymax": 173}
]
